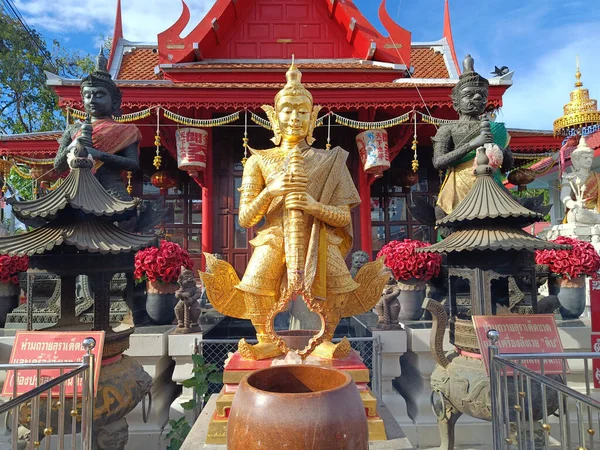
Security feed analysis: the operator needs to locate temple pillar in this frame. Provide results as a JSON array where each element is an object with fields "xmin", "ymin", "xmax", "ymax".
[{"xmin": 357, "ymin": 109, "xmax": 373, "ymax": 258}]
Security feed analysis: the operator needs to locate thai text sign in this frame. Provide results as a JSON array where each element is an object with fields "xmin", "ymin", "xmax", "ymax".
[
  {"xmin": 2, "ymin": 331, "xmax": 104, "ymax": 397},
  {"xmin": 473, "ymin": 315, "xmax": 565, "ymax": 375}
]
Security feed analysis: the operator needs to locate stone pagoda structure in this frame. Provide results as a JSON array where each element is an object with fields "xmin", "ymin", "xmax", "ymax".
[
  {"xmin": 0, "ymin": 140, "xmax": 157, "ymax": 449},
  {"xmin": 417, "ymin": 139, "xmax": 566, "ymax": 450}
]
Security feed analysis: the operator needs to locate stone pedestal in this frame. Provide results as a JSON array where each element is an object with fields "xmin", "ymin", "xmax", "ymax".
[
  {"xmin": 122, "ymin": 325, "xmax": 178, "ymax": 450},
  {"xmin": 372, "ymin": 327, "xmax": 408, "ymax": 420},
  {"xmin": 167, "ymin": 331, "xmax": 204, "ymax": 428},
  {"xmin": 541, "ymin": 223, "xmax": 600, "ymax": 248},
  {"xmin": 206, "ymin": 350, "xmax": 387, "ymax": 445}
]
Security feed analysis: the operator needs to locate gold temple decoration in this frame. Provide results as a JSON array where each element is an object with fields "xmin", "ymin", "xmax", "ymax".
[
  {"xmin": 326, "ymin": 112, "xmax": 332, "ymax": 150},
  {"xmin": 153, "ymin": 112, "xmax": 162, "ymax": 170},
  {"xmin": 241, "ymin": 110, "xmax": 249, "ymax": 166},
  {"xmin": 126, "ymin": 171, "xmax": 133, "ymax": 195},
  {"xmin": 553, "ymin": 56, "xmax": 600, "ymax": 136},
  {"xmin": 66, "ymin": 106, "xmax": 152, "ymax": 123},
  {"xmin": 163, "ymin": 108, "xmax": 240, "ymax": 127},
  {"xmin": 411, "ymin": 112, "xmax": 419, "ymax": 172}
]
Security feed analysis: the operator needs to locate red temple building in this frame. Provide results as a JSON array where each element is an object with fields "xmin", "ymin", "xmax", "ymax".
[{"xmin": 0, "ymin": 0, "xmax": 562, "ymax": 275}]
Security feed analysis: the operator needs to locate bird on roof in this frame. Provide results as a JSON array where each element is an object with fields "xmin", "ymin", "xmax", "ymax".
[{"xmin": 491, "ymin": 66, "xmax": 510, "ymax": 77}]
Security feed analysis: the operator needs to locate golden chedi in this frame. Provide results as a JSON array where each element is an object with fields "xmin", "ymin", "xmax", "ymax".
[{"xmin": 201, "ymin": 60, "xmax": 387, "ymax": 360}]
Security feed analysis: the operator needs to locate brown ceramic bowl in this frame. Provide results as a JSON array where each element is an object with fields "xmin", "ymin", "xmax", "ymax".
[{"xmin": 227, "ymin": 365, "xmax": 368, "ymax": 450}]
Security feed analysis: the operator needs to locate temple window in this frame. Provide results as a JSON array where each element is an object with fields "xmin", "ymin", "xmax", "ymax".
[{"xmin": 370, "ymin": 148, "xmax": 439, "ymax": 260}]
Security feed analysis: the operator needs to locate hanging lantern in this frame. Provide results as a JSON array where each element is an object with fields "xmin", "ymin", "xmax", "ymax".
[
  {"xmin": 176, "ymin": 128, "xmax": 208, "ymax": 176},
  {"xmin": 356, "ymin": 129, "xmax": 390, "ymax": 178},
  {"xmin": 507, "ymin": 168, "xmax": 536, "ymax": 192},
  {"xmin": 151, "ymin": 171, "xmax": 177, "ymax": 195},
  {"xmin": 396, "ymin": 168, "xmax": 419, "ymax": 193}
]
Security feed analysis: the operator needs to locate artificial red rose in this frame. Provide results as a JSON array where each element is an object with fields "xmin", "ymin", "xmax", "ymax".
[
  {"xmin": 134, "ymin": 240, "xmax": 193, "ymax": 284},
  {"xmin": 377, "ymin": 239, "xmax": 441, "ymax": 281},
  {"xmin": 536, "ymin": 237, "xmax": 600, "ymax": 280}
]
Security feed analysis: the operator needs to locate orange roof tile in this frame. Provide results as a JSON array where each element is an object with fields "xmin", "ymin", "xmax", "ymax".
[
  {"xmin": 118, "ymin": 48, "xmax": 160, "ymax": 81},
  {"xmin": 117, "ymin": 47, "xmax": 451, "ymax": 81},
  {"xmin": 410, "ymin": 48, "xmax": 449, "ymax": 78},
  {"xmin": 0, "ymin": 131, "xmax": 62, "ymax": 141}
]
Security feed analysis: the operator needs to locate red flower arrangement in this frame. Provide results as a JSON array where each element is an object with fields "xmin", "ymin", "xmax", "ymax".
[
  {"xmin": 0, "ymin": 255, "xmax": 28, "ymax": 284},
  {"xmin": 377, "ymin": 239, "xmax": 442, "ymax": 281},
  {"xmin": 134, "ymin": 240, "xmax": 194, "ymax": 284},
  {"xmin": 535, "ymin": 236, "xmax": 600, "ymax": 280}
]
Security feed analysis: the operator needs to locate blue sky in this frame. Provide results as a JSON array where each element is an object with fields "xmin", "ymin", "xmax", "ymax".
[{"xmin": 13, "ymin": 0, "xmax": 600, "ymax": 131}]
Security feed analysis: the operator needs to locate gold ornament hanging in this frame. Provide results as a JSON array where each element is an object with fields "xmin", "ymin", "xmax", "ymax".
[
  {"xmin": 153, "ymin": 133, "xmax": 162, "ymax": 170},
  {"xmin": 242, "ymin": 110, "xmax": 249, "ymax": 166},
  {"xmin": 411, "ymin": 112, "xmax": 419, "ymax": 172},
  {"xmin": 126, "ymin": 171, "xmax": 133, "ymax": 195}
]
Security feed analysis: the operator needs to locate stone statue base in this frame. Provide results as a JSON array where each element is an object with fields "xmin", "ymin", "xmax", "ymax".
[{"xmin": 540, "ymin": 223, "xmax": 600, "ymax": 252}]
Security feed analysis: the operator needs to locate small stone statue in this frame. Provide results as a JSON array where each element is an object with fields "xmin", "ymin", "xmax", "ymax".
[
  {"xmin": 561, "ymin": 136, "xmax": 600, "ymax": 224},
  {"xmin": 374, "ymin": 271, "xmax": 401, "ymax": 329},
  {"xmin": 173, "ymin": 267, "xmax": 202, "ymax": 334},
  {"xmin": 350, "ymin": 251, "xmax": 369, "ymax": 278}
]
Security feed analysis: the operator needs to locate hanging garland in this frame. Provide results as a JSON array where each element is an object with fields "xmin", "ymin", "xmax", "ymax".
[
  {"xmin": 12, "ymin": 156, "xmax": 54, "ymax": 165},
  {"xmin": 418, "ymin": 112, "xmax": 457, "ymax": 126},
  {"xmin": 331, "ymin": 111, "xmax": 411, "ymax": 130},
  {"xmin": 64, "ymin": 106, "xmax": 469, "ymax": 133},
  {"xmin": 163, "ymin": 109, "xmax": 240, "ymax": 127},
  {"xmin": 67, "ymin": 107, "xmax": 154, "ymax": 123},
  {"xmin": 250, "ymin": 111, "xmax": 272, "ymax": 130},
  {"xmin": 12, "ymin": 164, "xmax": 32, "ymax": 180}
]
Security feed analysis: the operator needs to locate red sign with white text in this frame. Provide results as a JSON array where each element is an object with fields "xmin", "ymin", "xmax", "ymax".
[
  {"xmin": 473, "ymin": 315, "xmax": 565, "ymax": 375},
  {"xmin": 1, "ymin": 331, "xmax": 104, "ymax": 397}
]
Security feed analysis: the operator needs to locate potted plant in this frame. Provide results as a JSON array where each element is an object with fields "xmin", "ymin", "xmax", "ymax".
[
  {"xmin": 134, "ymin": 240, "xmax": 194, "ymax": 325},
  {"xmin": 535, "ymin": 236, "xmax": 600, "ymax": 319},
  {"xmin": 377, "ymin": 239, "xmax": 442, "ymax": 321},
  {"xmin": 0, "ymin": 254, "xmax": 28, "ymax": 327}
]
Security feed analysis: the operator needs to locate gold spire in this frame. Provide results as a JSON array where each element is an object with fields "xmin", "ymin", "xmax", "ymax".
[
  {"xmin": 553, "ymin": 56, "xmax": 600, "ymax": 135},
  {"xmin": 274, "ymin": 55, "xmax": 313, "ymax": 105}
]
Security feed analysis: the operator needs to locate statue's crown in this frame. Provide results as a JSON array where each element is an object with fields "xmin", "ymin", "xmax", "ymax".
[
  {"xmin": 452, "ymin": 54, "xmax": 489, "ymax": 99},
  {"xmin": 80, "ymin": 47, "xmax": 122, "ymax": 113},
  {"xmin": 274, "ymin": 56, "xmax": 313, "ymax": 107}
]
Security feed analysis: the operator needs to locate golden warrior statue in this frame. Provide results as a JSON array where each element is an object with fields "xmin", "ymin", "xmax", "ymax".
[{"xmin": 201, "ymin": 61, "xmax": 387, "ymax": 360}]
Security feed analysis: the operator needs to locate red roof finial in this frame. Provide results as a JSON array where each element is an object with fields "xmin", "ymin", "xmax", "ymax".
[
  {"xmin": 107, "ymin": 0, "xmax": 123, "ymax": 71},
  {"xmin": 443, "ymin": 0, "xmax": 460, "ymax": 76}
]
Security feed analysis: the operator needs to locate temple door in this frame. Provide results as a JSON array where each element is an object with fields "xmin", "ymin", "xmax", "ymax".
[{"xmin": 213, "ymin": 127, "xmax": 257, "ymax": 278}]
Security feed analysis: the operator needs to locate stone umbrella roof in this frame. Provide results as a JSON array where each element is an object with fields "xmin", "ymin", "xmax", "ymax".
[
  {"xmin": 0, "ymin": 144, "xmax": 156, "ymax": 257},
  {"xmin": 437, "ymin": 152, "xmax": 542, "ymax": 230},
  {"xmin": 0, "ymin": 219, "xmax": 156, "ymax": 256},
  {"xmin": 8, "ymin": 166, "xmax": 140, "ymax": 222},
  {"xmin": 420, "ymin": 146, "xmax": 568, "ymax": 254}
]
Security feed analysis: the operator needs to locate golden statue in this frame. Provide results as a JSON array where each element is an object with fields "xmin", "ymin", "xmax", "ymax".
[{"xmin": 201, "ymin": 60, "xmax": 388, "ymax": 360}]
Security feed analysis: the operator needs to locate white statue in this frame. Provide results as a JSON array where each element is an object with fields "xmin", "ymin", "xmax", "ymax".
[{"xmin": 561, "ymin": 136, "xmax": 600, "ymax": 225}]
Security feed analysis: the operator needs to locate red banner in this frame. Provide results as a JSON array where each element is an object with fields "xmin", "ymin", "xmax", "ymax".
[
  {"xmin": 2, "ymin": 331, "xmax": 104, "ymax": 397},
  {"xmin": 473, "ymin": 315, "xmax": 565, "ymax": 375}
]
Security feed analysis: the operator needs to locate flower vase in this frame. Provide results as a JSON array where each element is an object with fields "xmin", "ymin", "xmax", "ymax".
[
  {"xmin": 548, "ymin": 275, "xmax": 586, "ymax": 319},
  {"xmin": 0, "ymin": 282, "xmax": 20, "ymax": 327},
  {"xmin": 146, "ymin": 281, "xmax": 178, "ymax": 325},
  {"xmin": 397, "ymin": 279, "xmax": 426, "ymax": 321}
]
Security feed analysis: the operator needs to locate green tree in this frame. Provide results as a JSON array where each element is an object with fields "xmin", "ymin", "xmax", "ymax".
[{"xmin": 0, "ymin": 11, "xmax": 94, "ymax": 134}]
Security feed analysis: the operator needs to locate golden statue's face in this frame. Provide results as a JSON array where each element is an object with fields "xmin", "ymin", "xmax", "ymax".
[{"xmin": 276, "ymin": 95, "xmax": 312, "ymax": 142}]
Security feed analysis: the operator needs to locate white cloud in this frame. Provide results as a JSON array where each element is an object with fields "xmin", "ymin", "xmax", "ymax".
[
  {"xmin": 500, "ymin": 30, "xmax": 600, "ymax": 130},
  {"xmin": 15, "ymin": 0, "xmax": 216, "ymax": 42}
]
